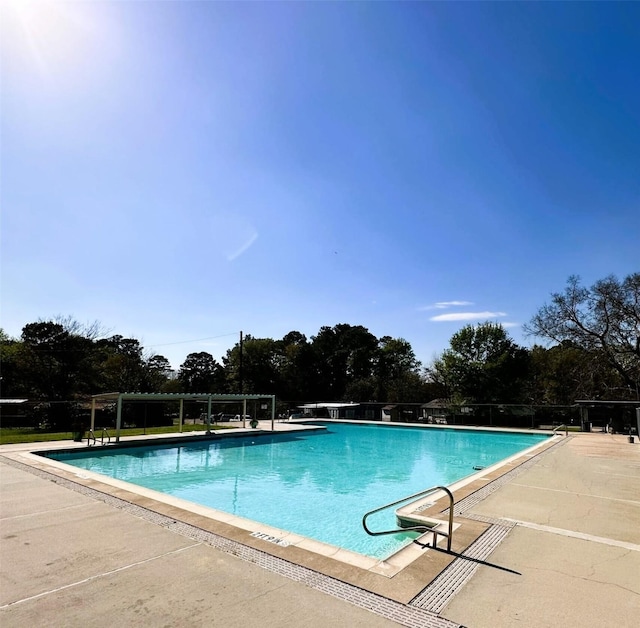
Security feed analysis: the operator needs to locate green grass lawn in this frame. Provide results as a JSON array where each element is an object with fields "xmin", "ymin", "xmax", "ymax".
[{"xmin": 0, "ymin": 423, "xmax": 231, "ymax": 445}]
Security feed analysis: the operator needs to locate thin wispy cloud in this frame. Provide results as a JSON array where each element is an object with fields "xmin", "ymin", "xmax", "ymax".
[
  {"xmin": 228, "ymin": 232, "xmax": 259, "ymax": 261},
  {"xmin": 208, "ymin": 212, "xmax": 259, "ymax": 262},
  {"xmin": 430, "ymin": 311, "xmax": 507, "ymax": 322},
  {"xmin": 418, "ymin": 301, "xmax": 473, "ymax": 311},
  {"xmin": 435, "ymin": 300, "xmax": 473, "ymax": 309}
]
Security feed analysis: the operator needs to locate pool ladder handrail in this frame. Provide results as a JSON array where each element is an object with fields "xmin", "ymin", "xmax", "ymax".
[
  {"xmin": 87, "ymin": 427, "xmax": 111, "ymax": 447},
  {"xmin": 552, "ymin": 424, "xmax": 569, "ymax": 436},
  {"xmin": 362, "ymin": 485, "xmax": 454, "ymax": 552}
]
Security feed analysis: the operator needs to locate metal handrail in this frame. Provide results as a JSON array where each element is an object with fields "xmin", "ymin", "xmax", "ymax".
[
  {"xmin": 552, "ymin": 424, "xmax": 568, "ymax": 436},
  {"xmin": 362, "ymin": 485, "xmax": 454, "ymax": 552},
  {"xmin": 87, "ymin": 428, "xmax": 111, "ymax": 447}
]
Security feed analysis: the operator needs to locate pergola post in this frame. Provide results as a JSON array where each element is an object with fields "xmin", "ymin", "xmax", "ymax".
[
  {"xmin": 271, "ymin": 395, "xmax": 275, "ymax": 431},
  {"xmin": 206, "ymin": 396, "xmax": 212, "ymax": 434},
  {"xmin": 90, "ymin": 398, "xmax": 96, "ymax": 433},
  {"xmin": 179, "ymin": 399, "xmax": 184, "ymax": 433},
  {"xmin": 116, "ymin": 394, "xmax": 123, "ymax": 443}
]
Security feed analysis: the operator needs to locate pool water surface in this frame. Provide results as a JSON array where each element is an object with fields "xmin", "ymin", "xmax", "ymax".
[{"xmin": 45, "ymin": 422, "xmax": 548, "ymax": 559}]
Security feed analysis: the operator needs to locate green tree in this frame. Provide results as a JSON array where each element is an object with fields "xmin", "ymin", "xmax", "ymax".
[
  {"xmin": 374, "ymin": 336, "xmax": 423, "ymax": 401},
  {"xmin": 223, "ymin": 337, "xmax": 279, "ymax": 394},
  {"xmin": 14, "ymin": 321, "xmax": 101, "ymax": 399},
  {"xmin": 178, "ymin": 352, "xmax": 225, "ymax": 392},
  {"xmin": 526, "ymin": 273, "xmax": 640, "ymax": 398},
  {"xmin": 0, "ymin": 329, "xmax": 22, "ymax": 397},
  {"xmin": 18, "ymin": 322, "xmax": 70, "ymax": 398},
  {"xmin": 96, "ymin": 335, "xmax": 149, "ymax": 392},
  {"xmin": 528, "ymin": 342, "xmax": 626, "ymax": 404},
  {"xmin": 431, "ymin": 322, "xmax": 530, "ymax": 403},
  {"xmin": 275, "ymin": 331, "xmax": 316, "ymax": 401},
  {"xmin": 146, "ymin": 354, "xmax": 173, "ymax": 391},
  {"xmin": 311, "ymin": 324, "xmax": 378, "ymax": 400}
]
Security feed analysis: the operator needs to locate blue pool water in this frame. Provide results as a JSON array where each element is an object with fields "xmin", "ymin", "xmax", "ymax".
[{"xmin": 45, "ymin": 423, "xmax": 548, "ymax": 559}]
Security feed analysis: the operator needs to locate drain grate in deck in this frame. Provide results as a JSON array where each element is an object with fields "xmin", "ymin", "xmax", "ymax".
[{"xmin": 410, "ymin": 524, "xmax": 512, "ymax": 614}]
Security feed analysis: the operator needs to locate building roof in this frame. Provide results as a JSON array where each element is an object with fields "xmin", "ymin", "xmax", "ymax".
[{"xmin": 421, "ymin": 399, "xmax": 449, "ymax": 409}]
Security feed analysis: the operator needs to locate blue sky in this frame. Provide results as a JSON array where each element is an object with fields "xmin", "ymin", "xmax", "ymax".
[{"xmin": 2, "ymin": 1, "xmax": 639, "ymax": 370}]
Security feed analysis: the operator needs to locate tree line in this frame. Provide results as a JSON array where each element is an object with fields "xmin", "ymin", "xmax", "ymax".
[{"xmin": 1, "ymin": 274, "xmax": 638, "ymax": 409}]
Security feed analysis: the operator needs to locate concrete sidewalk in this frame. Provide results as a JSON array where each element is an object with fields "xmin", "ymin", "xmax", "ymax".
[
  {"xmin": 441, "ymin": 434, "xmax": 640, "ymax": 627},
  {"xmin": 0, "ymin": 460, "xmax": 402, "ymax": 628},
  {"xmin": 1, "ymin": 432, "xmax": 639, "ymax": 627}
]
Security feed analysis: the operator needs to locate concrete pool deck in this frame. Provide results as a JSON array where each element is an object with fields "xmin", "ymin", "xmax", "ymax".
[{"xmin": 1, "ymin": 427, "xmax": 639, "ymax": 627}]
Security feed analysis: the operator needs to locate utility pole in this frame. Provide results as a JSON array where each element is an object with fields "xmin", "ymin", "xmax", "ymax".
[{"xmin": 239, "ymin": 331, "xmax": 243, "ymax": 394}]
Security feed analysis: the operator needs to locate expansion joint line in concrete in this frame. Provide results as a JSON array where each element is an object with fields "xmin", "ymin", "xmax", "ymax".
[
  {"xmin": 0, "ymin": 544, "xmax": 200, "ymax": 610},
  {"xmin": 0, "ymin": 455, "xmax": 462, "ymax": 628}
]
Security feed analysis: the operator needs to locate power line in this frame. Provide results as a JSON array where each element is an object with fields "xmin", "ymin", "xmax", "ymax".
[
  {"xmin": 4, "ymin": 332, "xmax": 241, "ymax": 352},
  {"xmin": 147, "ymin": 332, "xmax": 240, "ymax": 348}
]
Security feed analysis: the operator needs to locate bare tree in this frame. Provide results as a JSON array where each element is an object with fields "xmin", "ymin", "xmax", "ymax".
[
  {"xmin": 525, "ymin": 274, "xmax": 640, "ymax": 398},
  {"xmin": 50, "ymin": 315, "xmax": 111, "ymax": 340}
]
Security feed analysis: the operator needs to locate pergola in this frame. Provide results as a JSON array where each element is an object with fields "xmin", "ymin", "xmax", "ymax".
[{"xmin": 90, "ymin": 392, "xmax": 277, "ymax": 442}]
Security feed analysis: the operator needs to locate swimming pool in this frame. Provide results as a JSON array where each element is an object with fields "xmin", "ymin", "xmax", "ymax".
[{"xmin": 44, "ymin": 422, "xmax": 548, "ymax": 559}]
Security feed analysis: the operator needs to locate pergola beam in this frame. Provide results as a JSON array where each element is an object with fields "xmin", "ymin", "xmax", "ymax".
[{"xmin": 90, "ymin": 392, "xmax": 277, "ymax": 442}]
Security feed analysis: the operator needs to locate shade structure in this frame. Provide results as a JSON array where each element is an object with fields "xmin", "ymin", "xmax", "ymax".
[{"xmin": 90, "ymin": 392, "xmax": 276, "ymax": 441}]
